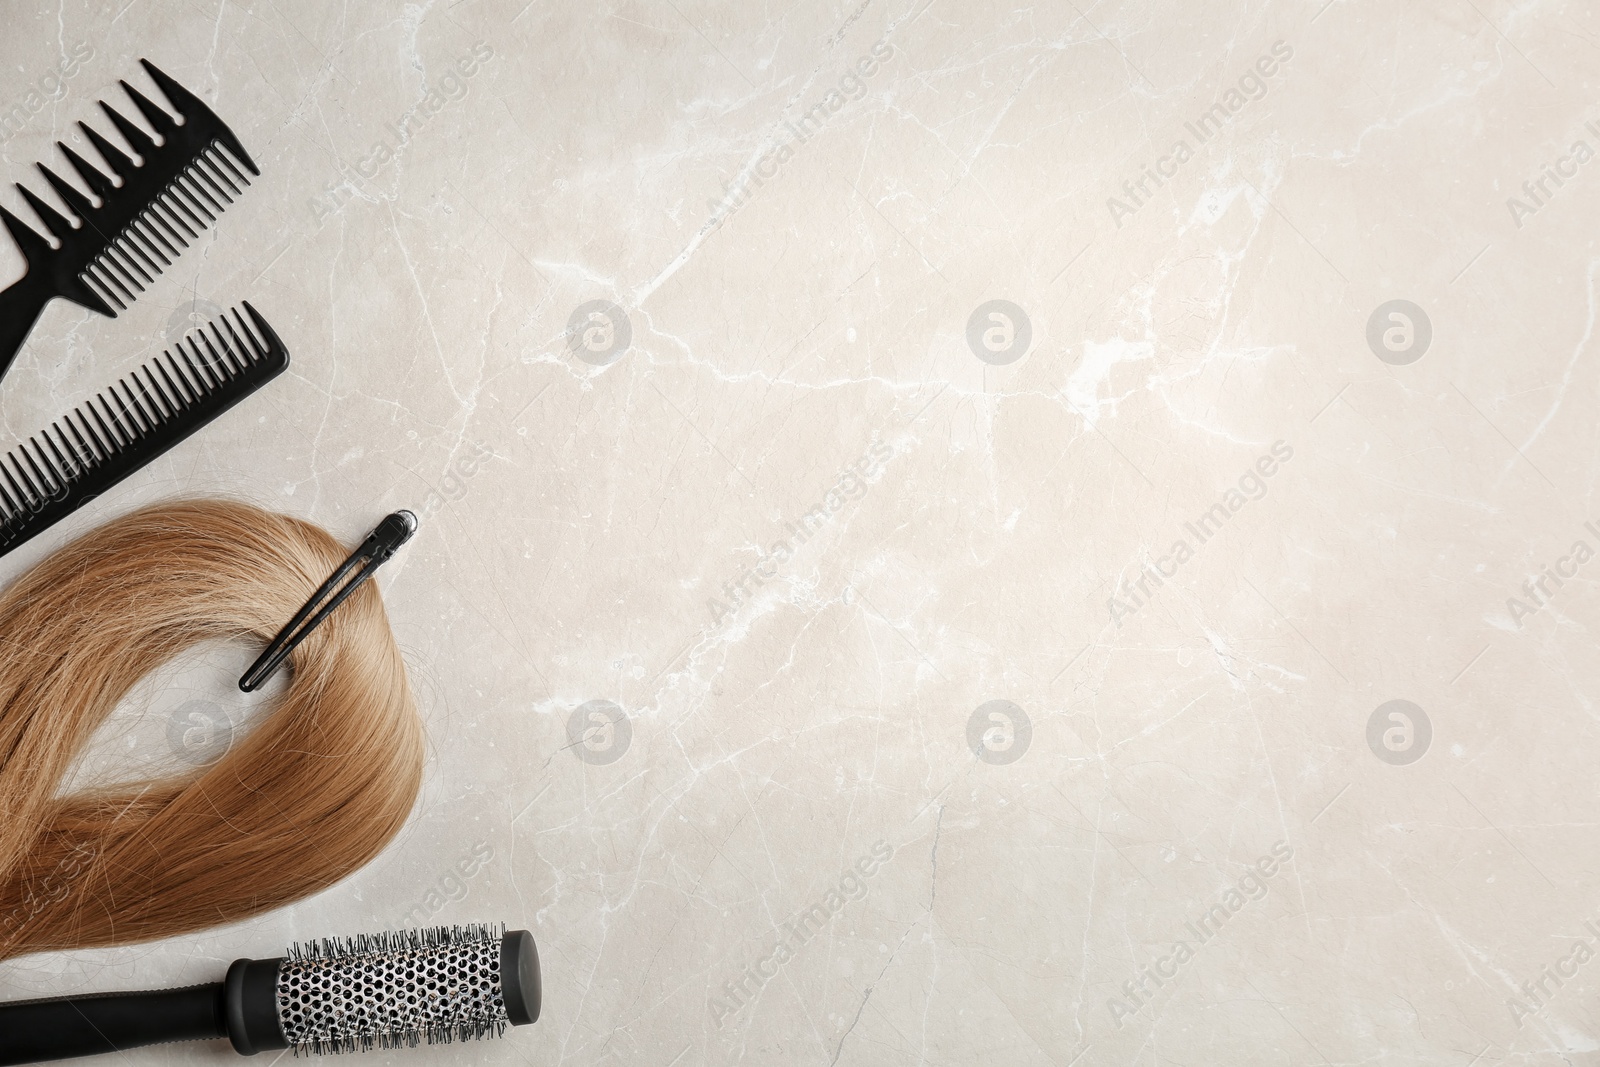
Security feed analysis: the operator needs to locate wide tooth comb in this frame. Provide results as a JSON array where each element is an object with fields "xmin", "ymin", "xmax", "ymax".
[
  {"xmin": 36, "ymin": 163, "xmax": 96, "ymax": 221},
  {"xmin": 139, "ymin": 58, "xmax": 258, "ymax": 176},
  {"xmin": 58, "ymin": 143, "xmax": 117, "ymax": 201},
  {"xmin": 0, "ymin": 302, "xmax": 288, "ymax": 556},
  {"xmin": 119, "ymin": 80, "xmax": 178, "ymax": 137},
  {"xmin": 13, "ymin": 186, "xmax": 75, "ymax": 244},
  {"xmin": 0, "ymin": 60, "xmax": 258, "ymax": 382},
  {"xmin": 77, "ymin": 122, "xmax": 137, "ymax": 193},
  {"xmin": 98, "ymin": 102, "xmax": 159, "ymax": 161}
]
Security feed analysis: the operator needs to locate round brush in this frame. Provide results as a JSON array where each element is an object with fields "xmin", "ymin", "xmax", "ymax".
[{"xmin": 0, "ymin": 923, "xmax": 539, "ymax": 1065}]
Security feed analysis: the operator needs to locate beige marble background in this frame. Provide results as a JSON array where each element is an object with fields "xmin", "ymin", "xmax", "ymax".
[{"xmin": 1, "ymin": 0, "xmax": 1598, "ymax": 1063}]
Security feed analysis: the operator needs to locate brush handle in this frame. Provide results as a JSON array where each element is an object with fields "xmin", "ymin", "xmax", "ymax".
[
  {"xmin": 0, "ymin": 957, "xmax": 286, "ymax": 1064},
  {"xmin": 0, "ymin": 983, "xmax": 226, "ymax": 1064},
  {"xmin": 0, "ymin": 277, "xmax": 50, "ymax": 385}
]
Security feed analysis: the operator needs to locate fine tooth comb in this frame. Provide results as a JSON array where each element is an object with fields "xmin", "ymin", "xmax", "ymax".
[
  {"xmin": 0, "ymin": 302, "xmax": 288, "ymax": 557},
  {"xmin": 0, "ymin": 59, "xmax": 258, "ymax": 381}
]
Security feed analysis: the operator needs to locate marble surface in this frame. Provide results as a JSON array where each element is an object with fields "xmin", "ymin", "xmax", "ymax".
[{"xmin": 1, "ymin": 0, "xmax": 1598, "ymax": 1063}]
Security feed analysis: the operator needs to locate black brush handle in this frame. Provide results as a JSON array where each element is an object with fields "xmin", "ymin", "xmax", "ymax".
[
  {"xmin": 0, "ymin": 277, "xmax": 51, "ymax": 384},
  {"xmin": 0, "ymin": 983, "xmax": 225, "ymax": 1064},
  {"xmin": 0, "ymin": 957, "xmax": 286, "ymax": 1064}
]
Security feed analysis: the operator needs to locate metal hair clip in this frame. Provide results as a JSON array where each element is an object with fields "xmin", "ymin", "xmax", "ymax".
[{"xmin": 239, "ymin": 510, "xmax": 418, "ymax": 692}]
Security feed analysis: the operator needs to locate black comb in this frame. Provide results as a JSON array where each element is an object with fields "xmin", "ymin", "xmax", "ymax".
[
  {"xmin": 0, "ymin": 302, "xmax": 287, "ymax": 557},
  {"xmin": 0, "ymin": 59, "xmax": 258, "ymax": 380}
]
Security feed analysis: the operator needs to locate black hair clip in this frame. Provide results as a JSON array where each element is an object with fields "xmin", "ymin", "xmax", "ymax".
[{"xmin": 239, "ymin": 510, "xmax": 418, "ymax": 692}]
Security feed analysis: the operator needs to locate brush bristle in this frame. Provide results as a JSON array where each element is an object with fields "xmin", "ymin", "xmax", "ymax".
[{"xmin": 279, "ymin": 923, "xmax": 510, "ymax": 1055}]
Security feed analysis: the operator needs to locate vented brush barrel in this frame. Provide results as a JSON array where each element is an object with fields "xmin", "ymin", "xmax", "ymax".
[{"xmin": 0, "ymin": 925, "xmax": 539, "ymax": 1065}]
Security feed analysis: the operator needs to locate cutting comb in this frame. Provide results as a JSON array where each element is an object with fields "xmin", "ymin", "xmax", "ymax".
[
  {"xmin": 0, "ymin": 302, "xmax": 288, "ymax": 557},
  {"xmin": 0, "ymin": 59, "xmax": 258, "ymax": 380}
]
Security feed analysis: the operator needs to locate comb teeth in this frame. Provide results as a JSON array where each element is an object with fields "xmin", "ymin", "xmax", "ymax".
[
  {"xmin": 3, "ymin": 60, "xmax": 256, "ymax": 319},
  {"xmin": 0, "ymin": 302, "xmax": 288, "ymax": 556},
  {"xmin": 80, "ymin": 144, "xmax": 252, "ymax": 312}
]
